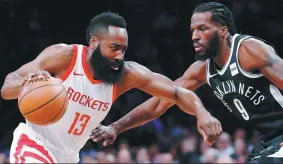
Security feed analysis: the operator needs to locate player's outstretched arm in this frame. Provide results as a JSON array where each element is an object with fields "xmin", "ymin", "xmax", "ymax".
[
  {"xmin": 1, "ymin": 44, "xmax": 73, "ymax": 100},
  {"xmin": 241, "ymin": 38, "xmax": 283, "ymax": 89},
  {"xmin": 112, "ymin": 62, "xmax": 206, "ymax": 131},
  {"xmin": 91, "ymin": 61, "xmax": 222, "ymax": 146}
]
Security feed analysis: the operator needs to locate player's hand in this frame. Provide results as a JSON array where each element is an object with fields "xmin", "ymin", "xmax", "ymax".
[
  {"xmin": 196, "ymin": 111, "xmax": 222, "ymax": 146},
  {"xmin": 19, "ymin": 70, "xmax": 51, "ymax": 86},
  {"xmin": 90, "ymin": 124, "xmax": 118, "ymax": 147}
]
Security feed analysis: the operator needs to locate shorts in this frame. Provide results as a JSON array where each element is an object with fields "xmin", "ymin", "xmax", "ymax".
[
  {"xmin": 244, "ymin": 135, "xmax": 283, "ymax": 164},
  {"xmin": 10, "ymin": 123, "xmax": 79, "ymax": 163}
]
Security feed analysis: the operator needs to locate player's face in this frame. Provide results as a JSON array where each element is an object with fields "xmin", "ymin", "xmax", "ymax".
[
  {"xmin": 90, "ymin": 26, "xmax": 128, "ymax": 84},
  {"xmin": 190, "ymin": 12, "xmax": 222, "ymax": 61}
]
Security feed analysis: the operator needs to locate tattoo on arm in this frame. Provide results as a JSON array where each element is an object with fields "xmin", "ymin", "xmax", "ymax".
[
  {"xmin": 264, "ymin": 52, "xmax": 279, "ymax": 67},
  {"xmin": 264, "ymin": 51, "xmax": 283, "ymax": 79}
]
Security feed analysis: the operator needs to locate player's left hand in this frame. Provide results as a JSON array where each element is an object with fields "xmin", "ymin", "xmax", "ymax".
[
  {"xmin": 196, "ymin": 112, "xmax": 222, "ymax": 145},
  {"xmin": 90, "ymin": 124, "xmax": 118, "ymax": 147}
]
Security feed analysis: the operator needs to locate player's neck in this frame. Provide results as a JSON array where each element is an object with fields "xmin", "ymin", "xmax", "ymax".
[{"xmin": 212, "ymin": 38, "xmax": 232, "ymax": 68}]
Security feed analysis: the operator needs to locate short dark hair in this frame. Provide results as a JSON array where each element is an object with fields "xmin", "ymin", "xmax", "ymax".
[
  {"xmin": 86, "ymin": 12, "xmax": 127, "ymax": 44},
  {"xmin": 193, "ymin": 2, "xmax": 237, "ymax": 35}
]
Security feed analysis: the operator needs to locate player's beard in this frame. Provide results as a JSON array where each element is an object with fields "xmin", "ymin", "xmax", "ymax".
[
  {"xmin": 90, "ymin": 44, "xmax": 125, "ymax": 84},
  {"xmin": 194, "ymin": 31, "xmax": 220, "ymax": 61}
]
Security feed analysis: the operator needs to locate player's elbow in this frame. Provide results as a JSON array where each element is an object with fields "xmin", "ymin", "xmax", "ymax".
[
  {"xmin": 1, "ymin": 86, "xmax": 10, "ymax": 100},
  {"xmin": 1, "ymin": 83, "xmax": 14, "ymax": 100},
  {"xmin": 1, "ymin": 74, "xmax": 18, "ymax": 100}
]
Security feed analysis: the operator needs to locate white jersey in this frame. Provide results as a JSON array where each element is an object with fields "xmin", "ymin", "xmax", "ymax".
[{"xmin": 25, "ymin": 44, "xmax": 117, "ymax": 159}]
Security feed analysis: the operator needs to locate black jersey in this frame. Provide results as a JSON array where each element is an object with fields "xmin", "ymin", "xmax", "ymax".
[{"xmin": 206, "ymin": 34, "xmax": 283, "ymax": 141}]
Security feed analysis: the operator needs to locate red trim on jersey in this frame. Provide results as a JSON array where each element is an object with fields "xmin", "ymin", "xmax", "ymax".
[
  {"xmin": 112, "ymin": 84, "xmax": 118, "ymax": 103},
  {"xmin": 61, "ymin": 45, "xmax": 78, "ymax": 82},
  {"xmin": 21, "ymin": 152, "xmax": 49, "ymax": 163},
  {"xmin": 82, "ymin": 46, "xmax": 103, "ymax": 84},
  {"xmin": 13, "ymin": 134, "xmax": 55, "ymax": 163}
]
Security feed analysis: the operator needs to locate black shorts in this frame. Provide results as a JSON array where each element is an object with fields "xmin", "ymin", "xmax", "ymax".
[{"xmin": 244, "ymin": 135, "xmax": 283, "ymax": 164}]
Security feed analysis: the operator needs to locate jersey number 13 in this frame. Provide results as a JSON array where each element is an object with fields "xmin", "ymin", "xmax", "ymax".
[{"xmin": 68, "ymin": 112, "xmax": 91, "ymax": 136}]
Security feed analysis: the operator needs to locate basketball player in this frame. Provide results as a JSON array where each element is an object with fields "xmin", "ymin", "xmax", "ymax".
[
  {"xmin": 91, "ymin": 2, "xmax": 283, "ymax": 163},
  {"xmin": 0, "ymin": 12, "xmax": 222, "ymax": 163}
]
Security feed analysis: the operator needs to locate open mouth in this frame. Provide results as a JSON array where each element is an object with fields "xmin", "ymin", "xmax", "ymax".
[{"xmin": 111, "ymin": 65, "xmax": 119, "ymax": 70}]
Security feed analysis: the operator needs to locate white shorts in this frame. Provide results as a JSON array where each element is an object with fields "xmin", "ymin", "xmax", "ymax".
[{"xmin": 10, "ymin": 123, "xmax": 79, "ymax": 163}]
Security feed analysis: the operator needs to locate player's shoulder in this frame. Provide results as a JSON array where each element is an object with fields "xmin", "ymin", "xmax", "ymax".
[
  {"xmin": 238, "ymin": 36, "xmax": 277, "ymax": 69},
  {"xmin": 117, "ymin": 61, "xmax": 151, "ymax": 90},
  {"xmin": 124, "ymin": 61, "xmax": 150, "ymax": 75},
  {"xmin": 39, "ymin": 43, "xmax": 74, "ymax": 60},
  {"xmin": 46, "ymin": 43, "xmax": 74, "ymax": 56},
  {"xmin": 241, "ymin": 37, "xmax": 267, "ymax": 49},
  {"xmin": 239, "ymin": 36, "xmax": 273, "ymax": 59},
  {"xmin": 37, "ymin": 44, "xmax": 75, "ymax": 70}
]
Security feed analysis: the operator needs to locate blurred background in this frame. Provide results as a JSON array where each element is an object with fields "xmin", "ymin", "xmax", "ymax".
[{"xmin": 0, "ymin": 0, "xmax": 282, "ymax": 163}]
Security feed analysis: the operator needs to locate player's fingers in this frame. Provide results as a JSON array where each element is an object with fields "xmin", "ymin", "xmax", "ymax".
[
  {"xmin": 198, "ymin": 128, "xmax": 208, "ymax": 141},
  {"xmin": 103, "ymin": 139, "xmax": 114, "ymax": 147},
  {"xmin": 210, "ymin": 124, "xmax": 217, "ymax": 141},
  {"xmin": 202, "ymin": 126, "xmax": 212, "ymax": 141},
  {"xmin": 36, "ymin": 70, "xmax": 43, "ymax": 76},
  {"xmin": 207, "ymin": 127, "xmax": 214, "ymax": 143},
  {"xmin": 199, "ymin": 129, "xmax": 213, "ymax": 146},
  {"xmin": 90, "ymin": 130, "xmax": 103, "ymax": 139},
  {"xmin": 31, "ymin": 72, "xmax": 37, "ymax": 79},
  {"xmin": 41, "ymin": 70, "xmax": 51, "ymax": 78},
  {"xmin": 28, "ymin": 73, "xmax": 39, "ymax": 82},
  {"xmin": 210, "ymin": 122, "xmax": 220, "ymax": 143},
  {"xmin": 91, "ymin": 128, "xmax": 100, "ymax": 135},
  {"xmin": 24, "ymin": 73, "xmax": 34, "ymax": 84},
  {"xmin": 217, "ymin": 122, "xmax": 223, "ymax": 136},
  {"xmin": 19, "ymin": 77, "xmax": 28, "ymax": 86},
  {"xmin": 36, "ymin": 71, "xmax": 45, "ymax": 80},
  {"xmin": 92, "ymin": 135, "xmax": 106, "ymax": 143}
]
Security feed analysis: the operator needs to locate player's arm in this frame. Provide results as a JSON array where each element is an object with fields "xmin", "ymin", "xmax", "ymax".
[
  {"xmin": 122, "ymin": 62, "xmax": 207, "ymax": 115},
  {"xmin": 112, "ymin": 61, "xmax": 207, "ymax": 133},
  {"xmin": 241, "ymin": 38, "xmax": 283, "ymax": 89},
  {"xmin": 91, "ymin": 62, "xmax": 222, "ymax": 146},
  {"xmin": 1, "ymin": 44, "xmax": 73, "ymax": 100}
]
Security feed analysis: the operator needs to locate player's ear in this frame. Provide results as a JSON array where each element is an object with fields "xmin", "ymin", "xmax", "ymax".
[
  {"xmin": 89, "ymin": 36, "xmax": 99, "ymax": 49},
  {"xmin": 220, "ymin": 26, "xmax": 229, "ymax": 39}
]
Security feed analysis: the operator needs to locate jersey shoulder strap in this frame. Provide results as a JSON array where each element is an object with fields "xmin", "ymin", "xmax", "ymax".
[{"xmin": 229, "ymin": 34, "xmax": 251, "ymax": 64}]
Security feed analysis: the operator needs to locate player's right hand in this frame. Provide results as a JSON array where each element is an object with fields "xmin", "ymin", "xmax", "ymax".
[
  {"xmin": 19, "ymin": 70, "xmax": 51, "ymax": 86},
  {"xmin": 90, "ymin": 124, "xmax": 118, "ymax": 147},
  {"xmin": 196, "ymin": 112, "xmax": 223, "ymax": 146}
]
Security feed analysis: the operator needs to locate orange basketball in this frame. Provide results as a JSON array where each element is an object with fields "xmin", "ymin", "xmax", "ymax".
[{"xmin": 18, "ymin": 77, "xmax": 69, "ymax": 125}]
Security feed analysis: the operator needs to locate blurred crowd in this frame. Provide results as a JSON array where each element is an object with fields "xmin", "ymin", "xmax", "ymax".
[
  {"xmin": 0, "ymin": 0, "xmax": 282, "ymax": 163},
  {"xmin": 78, "ymin": 128, "xmax": 262, "ymax": 163},
  {"xmin": 0, "ymin": 127, "xmax": 261, "ymax": 163}
]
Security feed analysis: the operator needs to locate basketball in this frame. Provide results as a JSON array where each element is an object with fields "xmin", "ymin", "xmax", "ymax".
[{"xmin": 18, "ymin": 77, "xmax": 69, "ymax": 125}]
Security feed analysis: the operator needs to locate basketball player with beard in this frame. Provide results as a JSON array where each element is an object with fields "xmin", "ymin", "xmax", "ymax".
[
  {"xmin": 91, "ymin": 3, "xmax": 283, "ymax": 163},
  {"xmin": 1, "ymin": 12, "xmax": 222, "ymax": 163}
]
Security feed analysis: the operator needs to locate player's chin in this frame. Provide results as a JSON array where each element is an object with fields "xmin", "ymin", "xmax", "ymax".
[{"xmin": 195, "ymin": 53, "xmax": 208, "ymax": 61}]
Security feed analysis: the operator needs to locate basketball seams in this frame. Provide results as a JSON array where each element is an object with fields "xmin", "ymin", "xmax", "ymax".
[
  {"xmin": 36, "ymin": 89, "xmax": 68, "ymax": 125},
  {"xmin": 22, "ymin": 87, "xmax": 65, "ymax": 115},
  {"xmin": 18, "ymin": 84, "xmax": 63, "ymax": 105}
]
